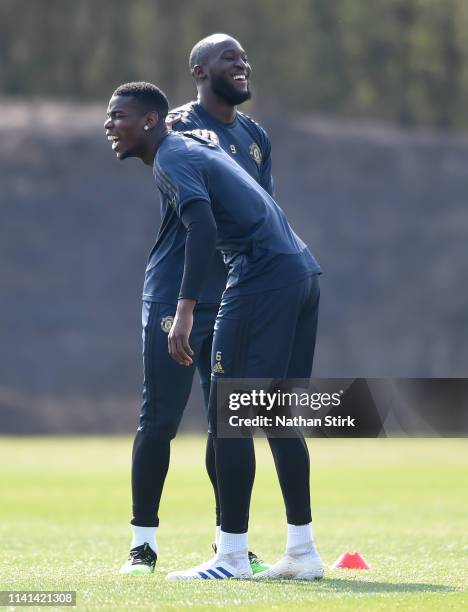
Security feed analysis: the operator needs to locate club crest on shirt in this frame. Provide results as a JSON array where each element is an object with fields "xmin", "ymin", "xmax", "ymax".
[
  {"xmin": 249, "ymin": 142, "xmax": 262, "ymax": 165},
  {"xmin": 160, "ymin": 315, "xmax": 174, "ymax": 333}
]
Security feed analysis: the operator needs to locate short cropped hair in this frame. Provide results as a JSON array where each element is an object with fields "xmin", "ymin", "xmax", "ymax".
[{"xmin": 113, "ymin": 82, "xmax": 169, "ymax": 118}]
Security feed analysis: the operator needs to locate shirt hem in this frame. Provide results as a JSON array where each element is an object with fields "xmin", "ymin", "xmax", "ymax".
[
  {"xmin": 142, "ymin": 293, "xmax": 221, "ymax": 306},
  {"xmin": 222, "ymin": 269, "xmax": 322, "ymax": 298}
]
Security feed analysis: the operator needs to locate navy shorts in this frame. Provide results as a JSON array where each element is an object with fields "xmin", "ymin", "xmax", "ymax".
[
  {"xmin": 138, "ymin": 301, "xmax": 219, "ymax": 438},
  {"xmin": 208, "ymin": 274, "xmax": 320, "ymax": 429}
]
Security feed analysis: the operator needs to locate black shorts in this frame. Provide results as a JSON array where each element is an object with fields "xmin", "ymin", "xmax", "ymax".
[
  {"xmin": 138, "ymin": 301, "xmax": 218, "ymax": 438},
  {"xmin": 208, "ymin": 274, "xmax": 320, "ymax": 430}
]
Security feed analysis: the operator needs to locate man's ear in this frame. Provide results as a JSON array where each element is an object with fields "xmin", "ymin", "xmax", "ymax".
[
  {"xmin": 192, "ymin": 64, "xmax": 207, "ymax": 80},
  {"xmin": 145, "ymin": 110, "xmax": 160, "ymax": 129}
]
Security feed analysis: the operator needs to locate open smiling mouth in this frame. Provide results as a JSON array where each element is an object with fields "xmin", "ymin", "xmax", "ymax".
[
  {"xmin": 232, "ymin": 74, "xmax": 248, "ymax": 85},
  {"xmin": 107, "ymin": 135, "xmax": 121, "ymax": 151}
]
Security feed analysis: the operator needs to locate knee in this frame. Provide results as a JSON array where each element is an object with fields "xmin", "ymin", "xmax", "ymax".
[{"xmin": 136, "ymin": 423, "xmax": 178, "ymax": 442}]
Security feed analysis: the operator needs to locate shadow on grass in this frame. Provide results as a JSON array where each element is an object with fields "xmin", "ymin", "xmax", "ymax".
[{"xmin": 274, "ymin": 578, "xmax": 458, "ymax": 594}]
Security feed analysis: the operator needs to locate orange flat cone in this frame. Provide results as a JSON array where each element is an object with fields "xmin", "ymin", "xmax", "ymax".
[{"xmin": 331, "ymin": 551, "xmax": 370, "ymax": 570}]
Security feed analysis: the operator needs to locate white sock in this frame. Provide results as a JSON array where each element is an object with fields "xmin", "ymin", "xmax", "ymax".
[
  {"xmin": 131, "ymin": 525, "xmax": 157, "ymax": 554},
  {"xmin": 286, "ymin": 523, "xmax": 319, "ymax": 557},
  {"xmin": 217, "ymin": 530, "xmax": 249, "ymax": 568},
  {"xmin": 215, "ymin": 525, "xmax": 221, "ymax": 548}
]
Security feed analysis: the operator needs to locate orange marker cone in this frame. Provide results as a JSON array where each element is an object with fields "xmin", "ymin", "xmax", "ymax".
[{"xmin": 331, "ymin": 551, "xmax": 370, "ymax": 570}]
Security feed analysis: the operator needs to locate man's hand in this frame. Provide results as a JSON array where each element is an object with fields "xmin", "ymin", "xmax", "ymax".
[{"xmin": 168, "ymin": 299, "xmax": 196, "ymax": 366}]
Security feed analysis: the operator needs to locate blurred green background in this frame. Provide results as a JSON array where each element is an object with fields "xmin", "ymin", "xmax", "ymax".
[{"xmin": 2, "ymin": 0, "xmax": 468, "ymax": 130}]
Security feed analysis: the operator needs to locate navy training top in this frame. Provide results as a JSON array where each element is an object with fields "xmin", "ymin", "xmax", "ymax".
[
  {"xmin": 150, "ymin": 131, "xmax": 321, "ymax": 298},
  {"xmin": 143, "ymin": 101, "xmax": 274, "ymax": 304}
]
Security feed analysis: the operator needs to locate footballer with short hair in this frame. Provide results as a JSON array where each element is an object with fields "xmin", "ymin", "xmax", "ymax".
[
  {"xmin": 114, "ymin": 35, "xmax": 274, "ymax": 577},
  {"xmin": 104, "ymin": 76, "xmax": 323, "ymax": 580}
]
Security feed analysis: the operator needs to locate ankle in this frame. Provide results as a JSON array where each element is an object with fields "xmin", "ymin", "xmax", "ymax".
[
  {"xmin": 130, "ymin": 525, "xmax": 158, "ymax": 554},
  {"xmin": 219, "ymin": 549, "xmax": 250, "ymax": 570},
  {"xmin": 286, "ymin": 543, "xmax": 320, "ymax": 559},
  {"xmin": 217, "ymin": 530, "xmax": 248, "ymax": 556}
]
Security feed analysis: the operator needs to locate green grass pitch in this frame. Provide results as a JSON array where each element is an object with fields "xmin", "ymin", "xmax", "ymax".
[{"xmin": 0, "ymin": 437, "xmax": 466, "ymax": 610}]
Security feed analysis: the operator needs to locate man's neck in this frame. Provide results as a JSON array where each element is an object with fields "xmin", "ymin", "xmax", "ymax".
[
  {"xmin": 198, "ymin": 90, "xmax": 237, "ymax": 124},
  {"xmin": 142, "ymin": 126, "xmax": 169, "ymax": 166}
]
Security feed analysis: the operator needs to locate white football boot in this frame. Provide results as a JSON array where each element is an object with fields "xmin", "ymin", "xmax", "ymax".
[
  {"xmin": 253, "ymin": 545, "xmax": 324, "ymax": 580},
  {"xmin": 166, "ymin": 552, "xmax": 253, "ymax": 580}
]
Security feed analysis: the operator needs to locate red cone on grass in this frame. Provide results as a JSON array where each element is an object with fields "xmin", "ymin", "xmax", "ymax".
[{"xmin": 331, "ymin": 551, "xmax": 370, "ymax": 570}]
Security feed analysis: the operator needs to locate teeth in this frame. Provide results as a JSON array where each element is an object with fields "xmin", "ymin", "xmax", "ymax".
[
  {"xmin": 107, "ymin": 135, "xmax": 119, "ymax": 141},
  {"xmin": 233, "ymin": 75, "xmax": 246, "ymax": 80}
]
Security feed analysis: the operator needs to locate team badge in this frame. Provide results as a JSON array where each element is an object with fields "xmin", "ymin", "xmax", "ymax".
[
  {"xmin": 249, "ymin": 143, "xmax": 262, "ymax": 165},
  {"xmin": 160, "ymin": 315, "xmax": 174, "ymax": 333}
]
